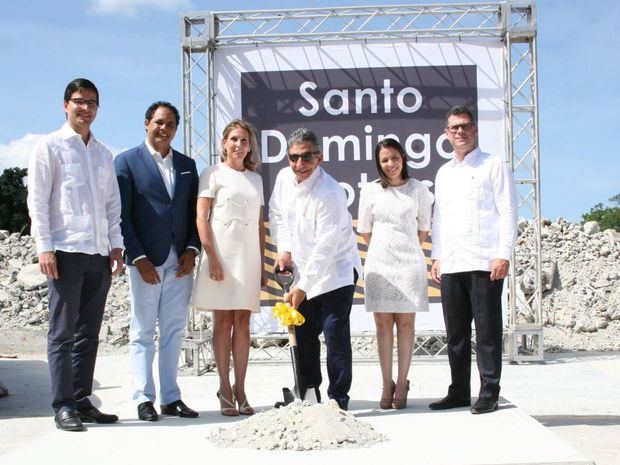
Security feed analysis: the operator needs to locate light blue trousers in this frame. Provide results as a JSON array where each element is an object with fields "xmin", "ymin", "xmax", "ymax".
[{"xmin": 128, "ymin": 248, "xmax": 193, "ymax": 405}]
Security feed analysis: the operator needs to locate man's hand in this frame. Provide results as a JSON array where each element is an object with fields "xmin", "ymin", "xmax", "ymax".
[
  {"xmin": 109, "ymin": 248, "xmax": 124, "ymax": 277},
  {"xmin": 276, "ymin": 252, "xmax": 292, "ymax": 272},
  {"xmin": 430, "ymin": 260, "xmax": 441, "ymax": 284},
  {"xmin": 38, "ymin": 251, "xmax": 58, "ymax": 279},
  {"xmin": 490, "ymin": 258, "xmax": 509, "ymax": 281},
  {"xmin": 135, "ymin": 257, "xmax": 160, "ymax": 284},
  {"xmin": 176, "ymin": 250, "xmax": 197, "ymax": 278},
  {"xmin": 285, "ymin": 286, "xmax": 306, "ymax": 310}
]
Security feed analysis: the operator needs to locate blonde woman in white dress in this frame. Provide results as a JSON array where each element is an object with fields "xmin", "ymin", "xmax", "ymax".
[
  {"xmin": 357, "ymin": 138, "xmax": 433, "ymax": 410},
  {"xmin": 191, "ymin": 120, "xmax": 266, "ymax": 416}
]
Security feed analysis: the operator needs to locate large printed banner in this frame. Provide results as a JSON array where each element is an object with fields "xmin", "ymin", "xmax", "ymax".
[{"xmin": 213, "ymin": 41, "xmax": 505, "ymax": 332}]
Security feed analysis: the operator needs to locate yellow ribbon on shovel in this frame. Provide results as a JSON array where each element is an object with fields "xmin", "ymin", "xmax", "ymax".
[{"xmin": 272, "ymin": 302, "xmax": 305, "ymax": 326}]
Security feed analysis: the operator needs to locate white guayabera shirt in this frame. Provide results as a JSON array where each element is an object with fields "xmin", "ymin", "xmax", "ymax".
[
  {"xmin": 431, "ymin": 147, "xmax": 517, "ymax": 274},
  {"xmin": 269, "ymin": 166, "xmax": 361, "ymax": 299},
  {"xmin": 27, "ymin": 123, "xmax": 124, "ymax": 256}
]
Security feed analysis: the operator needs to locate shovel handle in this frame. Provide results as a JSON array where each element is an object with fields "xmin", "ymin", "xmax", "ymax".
[{"xmin": 287, "ymin": 324, "xmax": 297, "ymax": 347}]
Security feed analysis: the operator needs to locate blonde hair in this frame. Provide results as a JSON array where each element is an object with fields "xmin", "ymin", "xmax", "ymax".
[{"xmin": 220, "ymin": 119, "xmax": 260, "ymax": 171}]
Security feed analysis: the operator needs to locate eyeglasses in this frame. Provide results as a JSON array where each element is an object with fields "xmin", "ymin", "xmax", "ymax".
[
  {"xmin": 288, "ymin": 151, "xmax": 320, "ymax": 163},
  {"xmin": 446, "ymin": 123, "xmax": 475, "ymax": 134},
  {"xmin": 70, "ymin": 98, "xmax": 99, "ymax": 109}
]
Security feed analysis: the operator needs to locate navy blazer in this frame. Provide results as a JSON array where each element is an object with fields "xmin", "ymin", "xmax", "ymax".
[{"xmin": 115, "ymin": 143, "xmax": 200, "ymax": 267}]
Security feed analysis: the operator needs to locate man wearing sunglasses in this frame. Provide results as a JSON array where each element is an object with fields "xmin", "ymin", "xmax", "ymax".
[
  {"xmin": 268, "ymin": 128, "xmax": 361, "ymax": 410},
  {"xmin": 429, "ymin": 105, "xmax": 517, "ymax": 414}
]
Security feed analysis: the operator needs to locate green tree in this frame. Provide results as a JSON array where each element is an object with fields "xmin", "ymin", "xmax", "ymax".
[
  {"xmin": 0, "ymin": 167, "xmax": 30, "ymax": 234},
  {"xmin": 581, "ymin": 193, "xmax": 620, "ymax": 231}
]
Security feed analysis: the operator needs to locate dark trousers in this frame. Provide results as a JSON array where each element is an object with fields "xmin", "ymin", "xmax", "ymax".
[
  {"xmin": 296, "ymin": 271, "xmax": 357, "ymax": 409},
  {"xmin": 440, "ymin": 271, "xmax": 504, "ymax": 401},
  {"xmin": 47, "ymin": 251, "xmax": 111, "ymax": 413}
]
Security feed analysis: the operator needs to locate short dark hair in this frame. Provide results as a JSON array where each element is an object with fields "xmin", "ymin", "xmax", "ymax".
[
  {"xmin": 374, "ymin": 138, "xmax": 409, "ymax": 189},
  {"xmin": 287, "ymin": 127, "xmax": 321, "ymax": 153},
  {"xmin": 64, "ymin": 78, "xmax": 99, "ymax": 105},
  {"xmin": 145, "ymin": 101, "xmax": 180, "ymax": 126},
  {"xmin": 445, "ymin": 105, "xmax": 476, "ymax": 127}
]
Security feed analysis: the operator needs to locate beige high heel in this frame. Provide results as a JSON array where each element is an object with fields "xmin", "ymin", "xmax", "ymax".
[
  {"xmin": 233, "ymin": 384, "xmax": 255, "ymax": 415},
  {"xmin": 379, "ymin": 380, "xmax": 396, "ymax": 409},
  {"xmin": 217, "ymin": 391, "xmax": 239, "ymax": 416},
  {"xmin": 392, "ymin": 380, "xmax": 410, "ymax": 410}
]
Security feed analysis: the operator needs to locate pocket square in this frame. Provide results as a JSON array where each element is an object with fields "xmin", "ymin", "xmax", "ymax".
[{"xmin": 180, "ymin": 171, "xmax": 191, "ymax": 175}]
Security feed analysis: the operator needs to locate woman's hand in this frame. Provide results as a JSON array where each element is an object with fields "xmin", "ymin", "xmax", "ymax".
[{"xmin": 208, "ymin": 256, "xmax": 224, "ymax": 281}]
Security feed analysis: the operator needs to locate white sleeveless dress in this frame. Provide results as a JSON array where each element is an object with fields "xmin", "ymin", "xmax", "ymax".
[{"xmin": 190, "ymin": 163, "xmax": 264, "ymax": 313}]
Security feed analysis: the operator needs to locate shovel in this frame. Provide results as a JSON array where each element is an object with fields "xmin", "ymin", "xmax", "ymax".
[{"xmin": 273, "ymin": 265, "xmax": 321, "ymax": 407}]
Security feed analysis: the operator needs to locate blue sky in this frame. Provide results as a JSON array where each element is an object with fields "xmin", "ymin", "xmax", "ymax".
[{"xmin": 1, "ymin": 0, "xmax": 617, "ymax": 223}]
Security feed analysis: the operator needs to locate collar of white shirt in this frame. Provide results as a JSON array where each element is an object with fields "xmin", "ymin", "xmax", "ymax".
[
  {"xmin": 145, "ymin": 139, "xmax": 173, "ymax": 162},
  {"xmin": 449, "ymin": 146, "xmax": 481, "ymax": 167},
  {"xmin": 59, "ymin": 122, "xmax": 95, "ymax": 144},
  {"xmin": 292, "ymin": 165, "xmax": 323, "ymax": 192}
]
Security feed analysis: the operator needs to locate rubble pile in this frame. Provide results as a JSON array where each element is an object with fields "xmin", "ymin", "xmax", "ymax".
[
  {"xmin": 0, "ymin": 231, "xmax": 131, "ymax": 347},
  {"xmin": 0, "ymin": 217, "xmax": 619, "ymax": 352},
  {"xmin": 514, "ymin": 219, "xmax": 620, "ymax": 351}
]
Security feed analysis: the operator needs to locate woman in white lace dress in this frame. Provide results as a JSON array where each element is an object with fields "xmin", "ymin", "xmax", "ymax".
[{"xmin": 357, "ymin": 138, "xmax": 433, "ymax": 409}]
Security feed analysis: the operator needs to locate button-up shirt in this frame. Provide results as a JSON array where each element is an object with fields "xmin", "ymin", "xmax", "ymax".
[
  {"xmin": 144, "ymin": 139, "xmax": 175, "ymax": 198},
  {"xmin": 269, "ymin": 166, "xmax": 361, "ymax": 299},
  {"xmin": 431, "ymin": 147, "xmax": 517, "ymax": 274},
  {"xmin": 27, "ymin": 123, "xmax": 124, "ymax": 256}
]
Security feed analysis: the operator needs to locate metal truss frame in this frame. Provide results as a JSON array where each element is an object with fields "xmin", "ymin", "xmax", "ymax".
[{"xmin": 181, "ymin": 1, "xmax": 543, "ymax": 364}]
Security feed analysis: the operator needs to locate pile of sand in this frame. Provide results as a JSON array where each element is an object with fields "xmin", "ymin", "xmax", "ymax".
[{"xmin": 209, "ymin": 400, "xmax": 386, "ymax": 451}]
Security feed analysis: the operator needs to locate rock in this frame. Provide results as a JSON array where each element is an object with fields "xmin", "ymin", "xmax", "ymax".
[
  {"xmin": 16, "ymin": 264, "xmax": 47, "ymax": 291},
  {"xmin": 548, "ymin": 223, "xmax": 562, "ymax": 234},
  {"xmin": 0, "ymin": 289, "xmax": 10, "ymax": 305},
  {"xmin": 7, "ymin": 259, "xmax": 23, "ymax": 272},
  {"xmin": 0, "ymin": 230, "xmax": 9, "ymax": 240},
  {"xmin": 541, "ymin": 261, "xmax": 558, "ymax": 291},
  {"xmin": 604, "ymin": 229, "xmax": 620, "ymax": 244},
  {"xmin": 583, "ymin": 221, "xmax": 600, "ymax": 235}
]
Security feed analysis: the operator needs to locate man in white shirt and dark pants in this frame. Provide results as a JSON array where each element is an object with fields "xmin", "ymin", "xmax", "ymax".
[
  {"xmin": 429, "ymin": 106, "xmax": 517, "ymax": 414},
  {"xmin": 27, "ymin": 78, "xmax": 124, "ymax": 431},
  {"xmin": 269, "ymin": 128, "xmax": 361, "ymax": 410}
]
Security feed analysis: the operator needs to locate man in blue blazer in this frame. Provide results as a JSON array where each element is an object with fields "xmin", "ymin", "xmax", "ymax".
[{"xmin": 115, "ymin": 102, "xmax": 200, "ymax": 421}]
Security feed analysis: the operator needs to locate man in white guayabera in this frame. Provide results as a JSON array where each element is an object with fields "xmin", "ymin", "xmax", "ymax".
[
  {"xmin": 268, "ymin": 127, "xmax": 361, "ymax": 410},
  {"xmin": 429, "ymin": 105, "xmax": 517, "ymax": 415},
  {"xmin": 27, "ymin": 78, "xmax": 124, "ymax": 432}
]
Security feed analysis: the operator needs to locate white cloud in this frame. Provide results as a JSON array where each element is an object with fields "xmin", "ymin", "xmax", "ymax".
[
  {"xmin": 0, "ymin": 133, "xmax": 126, "ymax": 174},
  {"xmin": 90, "ymin": 0, "xmax": 193, "ymax": 16},
  {"xmin": 0, "ymin": 133, "xmax": 41, "ymax": 173}
]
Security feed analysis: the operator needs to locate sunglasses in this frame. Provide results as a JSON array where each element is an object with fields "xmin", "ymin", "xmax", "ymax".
[{"xmin": 288, "ymin": 151, "xmax": 320, "ymax": 163}]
